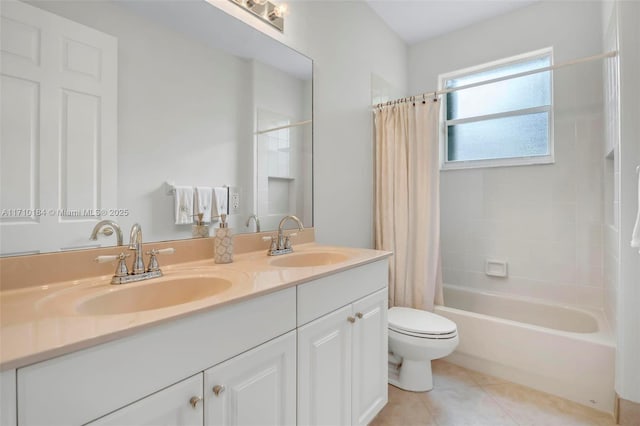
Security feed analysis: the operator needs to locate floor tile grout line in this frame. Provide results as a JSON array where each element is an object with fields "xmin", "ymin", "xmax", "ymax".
[
  {"xmin": 480, "ymin": 381, "xmax": 617, "ymax": 425},
  {"xmin": 477, "ymin": 383, "xmax": 523, "ymax": 426}
]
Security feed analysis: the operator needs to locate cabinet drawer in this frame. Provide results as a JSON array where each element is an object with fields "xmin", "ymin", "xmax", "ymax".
[
  {"xmin": 17, "ymin": 287, "xmax": 296, "ymax": 426},
  {"xmin": 297, "ymin": 260, "xmax": 388, "ymax": 326},
  {"xmin": 87, "ymin": 374, "xmax": 203, "ymax": 426}
]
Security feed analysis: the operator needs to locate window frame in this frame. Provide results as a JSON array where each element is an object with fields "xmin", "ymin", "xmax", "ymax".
[{"xmin": 438, "ymin": 47, "xmax": 555, "ymax": 170}]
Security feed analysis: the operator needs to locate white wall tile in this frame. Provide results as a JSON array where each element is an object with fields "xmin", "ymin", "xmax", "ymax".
[{"xmin": 430, "ymin": 1, "xmax": 608, "ymax": 308}]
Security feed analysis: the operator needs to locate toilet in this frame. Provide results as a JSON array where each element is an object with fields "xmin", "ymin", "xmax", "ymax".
[{"xmin": 388, "ymin": 307, "xmax": 459, "ymax": 392}]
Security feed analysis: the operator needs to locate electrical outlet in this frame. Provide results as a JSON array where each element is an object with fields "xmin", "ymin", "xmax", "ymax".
[{"xmin": 229, "ymin": 188, "xmax": 241, "ymax": 215}]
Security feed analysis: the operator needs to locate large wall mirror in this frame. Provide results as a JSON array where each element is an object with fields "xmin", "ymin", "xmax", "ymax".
[{"xmin": 0, "ymin": 0, "xmax": 313, "ymax": 256}]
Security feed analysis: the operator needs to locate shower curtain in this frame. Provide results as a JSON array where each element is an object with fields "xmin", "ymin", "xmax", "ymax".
[{"xmin": 374, "ymin": 100, "xmax": 443, "ymax": 311}]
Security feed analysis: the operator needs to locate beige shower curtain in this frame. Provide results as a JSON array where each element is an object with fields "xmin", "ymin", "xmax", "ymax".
[{"xmin": 374, "ymin": 100, "xmax": 443, "ymax": 311}]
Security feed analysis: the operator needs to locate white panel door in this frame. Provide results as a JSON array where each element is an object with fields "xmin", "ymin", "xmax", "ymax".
[
  {"xmin": 297, "ymin": 305, "xmax": 353, "ymax": 426},
  {"xmin": 87, "ymin": 374, "xmax": 203, "ymax": 426},
  {"xmin": 0, "ymin": 0, "xmax": 117, "ymax": 255},
  {"xmin": 204, "ymin": 331, "xmax": 296, "ymax": 426},
  {"xmin": 351, "ymin": 289, "xmax": 388, "ymax": 426}
]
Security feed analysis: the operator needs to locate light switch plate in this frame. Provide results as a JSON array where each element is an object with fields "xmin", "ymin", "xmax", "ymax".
[{"xmin": 229, "ymin": 187, "xmax": 241, "ymax": 215}]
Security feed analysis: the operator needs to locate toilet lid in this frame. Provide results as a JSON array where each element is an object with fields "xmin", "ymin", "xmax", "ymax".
[{"xmin": 388, "ymin": 307, "xmax": 457, "ymax": 336}]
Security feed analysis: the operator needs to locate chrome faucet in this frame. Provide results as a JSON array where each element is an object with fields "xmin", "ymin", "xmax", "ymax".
[
  {"xmin": 89, "ymin": 220, "xmax": 123, "ymax": 246},
  {"xmin": 246, "ymin": 214, "xmax": 261, "ymax": 233},
  {"xmin": 128, "ymin": 223, "xmax": 145, "ymax": 274},
  {"xmin": 267, "ymin": 215, "xmax": 304, "ymax": 256},
  {"xmin": 94, "ymin": 222, "xmax": 175, "ymax": 285}
]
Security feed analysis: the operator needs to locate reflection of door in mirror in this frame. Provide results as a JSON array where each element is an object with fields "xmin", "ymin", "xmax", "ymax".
[
  {"xmin": 253, "ymin": 59, "xmax": 312, "ymax": 232},
  {"xmin": 256, "ymin": 109, "xmax": 311, "ymax": 232},
  {"xmin": 0, "ymin": 1, "xmax": 117, "ymax": 256}
]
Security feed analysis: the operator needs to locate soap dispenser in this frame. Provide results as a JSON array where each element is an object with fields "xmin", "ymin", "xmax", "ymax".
[
  {"xmin": 214, "ymin": 213, "xmax": 233, "ymax": 264},
  {"xmin": 192, "ymin": 213, "xmax": 209, "ymax": 238}
]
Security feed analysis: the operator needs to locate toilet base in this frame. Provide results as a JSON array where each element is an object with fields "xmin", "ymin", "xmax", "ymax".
[{"xmin": 388, "ymin": 359, "xmax": 434, "ymax": 392}]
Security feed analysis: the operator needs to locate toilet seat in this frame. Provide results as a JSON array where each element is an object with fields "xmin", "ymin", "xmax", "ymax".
[{"xmin": 388, "ymin": 307, "xmax": 457, "ymax": 339}]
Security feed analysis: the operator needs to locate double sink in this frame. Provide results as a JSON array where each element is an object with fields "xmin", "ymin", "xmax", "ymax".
[{"xmin": 36, "ymin": 249, "xmax": 353, "ymax": 317}]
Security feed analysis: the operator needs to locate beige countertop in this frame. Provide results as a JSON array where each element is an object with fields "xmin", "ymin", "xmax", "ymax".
[{"xmin": 0, "ymin": 243, "xmax": 391, "ymax": 371}]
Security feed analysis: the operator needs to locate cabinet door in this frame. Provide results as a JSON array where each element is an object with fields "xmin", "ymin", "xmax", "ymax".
[
  {"xmin": 204, "ymin": 331, "xmax": 296, "ymax": 426},
  {"xmin": 297, "ymin": 305, "xmax": 353, "ymax": 426},
  {"xmin": 87, "ymin": 374, "xmax": 203, "ymax": 426},
  {"xmin": 1, "ymin": 370, "xmax": 16, "ymax": 426},
  {"xmin": 352, "ymin": 289, "xmax": 388, "ymax": 426}
]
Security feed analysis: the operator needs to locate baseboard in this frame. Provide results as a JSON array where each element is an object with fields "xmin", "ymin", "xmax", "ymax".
[{"xmin": 616, "ymin": 394, "xmax": 640, "ymax": 425}]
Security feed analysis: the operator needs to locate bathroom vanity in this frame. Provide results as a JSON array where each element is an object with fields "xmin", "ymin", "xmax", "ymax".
[{"xmin": 0, "ymin": 243, "xmax": 390, "ymax": 426}]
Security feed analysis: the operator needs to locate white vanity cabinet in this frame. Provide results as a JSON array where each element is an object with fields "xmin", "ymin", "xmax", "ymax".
[
  {"xmin": 297, "ymin": 260, "xmax": 389, "ymax": 426},
  {"xmin": 89, "ymin": 331, "xmax": 297, "ymax": 426},
  {"xmin": 16, "ymin": 287, "xmax": 296, "ymax": 426},
  {"xmin": 8, "ymin": 257, "xmax": 389, "ymax": 426},
  {"xmin": 87, "ymin": 374, "xmax": 204, "ymax": 426}
]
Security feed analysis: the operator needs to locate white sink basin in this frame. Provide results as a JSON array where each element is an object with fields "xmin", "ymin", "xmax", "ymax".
[
  {"xmin": 269, "ymin": 252, "xmax": 350, "ymax": 268},
  {"xmin": 76, "ymin": 276, "xmax": 233, "ymax": 315}
]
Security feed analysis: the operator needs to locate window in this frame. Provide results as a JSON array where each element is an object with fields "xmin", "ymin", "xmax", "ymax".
[{"xmin": 439, "ymin": 48, "xmax": 553, "ymax": 169}]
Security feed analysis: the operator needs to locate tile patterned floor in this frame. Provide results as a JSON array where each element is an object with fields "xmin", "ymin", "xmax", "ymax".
[{"xmin": 370, "ymin": 359, "xmax": 616, "ymax": 426}]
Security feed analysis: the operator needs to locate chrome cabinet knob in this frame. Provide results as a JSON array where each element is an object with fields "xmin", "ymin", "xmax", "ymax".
[
  {"xmin": 355, "ymin": 312, "xmax": 363, "ymax": 319},
  {"xmin": 347, "ymin": 316, "xmax": 356, "ymax": 323},
  {"xmin": 189, "ymin": 396, "xmax": 202, "ymax": 408},
  {"xmin": 213, "ymin": 384, "xmax": 226, "ymax": 396}
]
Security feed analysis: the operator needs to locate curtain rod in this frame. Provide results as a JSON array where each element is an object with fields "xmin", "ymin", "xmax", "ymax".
[
  {"xmin": 373, "ymin": 50, "xmax": 618, "ymax": 109},
  {"xmin": 255, "ymin": 119, "xmax": 312, "ymax": 135}
]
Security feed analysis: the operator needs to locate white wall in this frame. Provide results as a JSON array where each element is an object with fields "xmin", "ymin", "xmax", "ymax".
[
  {"xmin": 615, "ymin": 0, "xmax": 640, "ymax": 404},
  {"xmin": 408, "ymin": 1, "xmax": 607, "ymax": 307},
  {"xmin": 287, "ymin": 2, "xmax": 408, "ymax": 248},
  {"xmin": 210, "ymin": 0, "xmax": 408, "ymax": 248}
]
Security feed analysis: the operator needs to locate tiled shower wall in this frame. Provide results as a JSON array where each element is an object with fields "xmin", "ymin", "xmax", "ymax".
[
  {"xmin": 407, "ymin": 1, "xmax": 609, "ymax": 307},
  {"xmin": 440, "ymin": 110, "xmax": 605, "ymax": 307},
  {"xmin": 602, "ymin": 0, "xmax": 620, "ymax": 334},
  {"xmin": 440, "ymin": 62, "xmax": 605, "ymax": 307}
]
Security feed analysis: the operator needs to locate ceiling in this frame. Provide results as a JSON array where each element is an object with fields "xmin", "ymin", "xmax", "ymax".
[{"xmin": 366, "ymin": 0, "xmax": 538, "ymax": 45}]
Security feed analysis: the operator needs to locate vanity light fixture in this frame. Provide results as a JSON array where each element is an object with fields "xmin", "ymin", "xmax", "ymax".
[{"xmin": 230, "ymin": 0, "xmax": 286, "ymax": 32}]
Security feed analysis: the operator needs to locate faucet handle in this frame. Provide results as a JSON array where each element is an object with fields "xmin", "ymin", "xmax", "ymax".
[
  {"xmin": 262, "ymin": 235, "xmax": 278, "ymax": 252},
  {"xmin": 95, "ymin": 253, "xmax": 130, "ymax": 277},
  {"xmin": 146, "ymin": 248, "xmax": 176, "ymax": 256},
  {"xmin": 145, "ymin": 247, "xmax": 175, "ymax": 272},
  {"xmin": 95, "ymin": 253, "xmax": 130, "ymax": 263},
  {"xmin": 283, "ymin": 233, "xmax": 299, "ymax": 250}
]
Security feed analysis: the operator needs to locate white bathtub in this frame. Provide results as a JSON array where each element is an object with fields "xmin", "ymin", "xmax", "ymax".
[{"xmin": 434, "ymin": 285, "xmax": 615, "ymax": 413}]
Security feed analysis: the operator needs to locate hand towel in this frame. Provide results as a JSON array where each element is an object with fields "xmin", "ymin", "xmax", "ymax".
[
  {"xmin": 174, "ymin": 186, "xmax": 194, "ymax": 225},
  {"xmin": 195, "ymin": 186, "xmax": 213, "ymax": 224},
  {"xmin": 631, "ymin": 167, "xmax": 640, "ymax": 251},
  {"xmin": 212, "ymin": 187, "xmax": 228, "ymax": 220}
]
